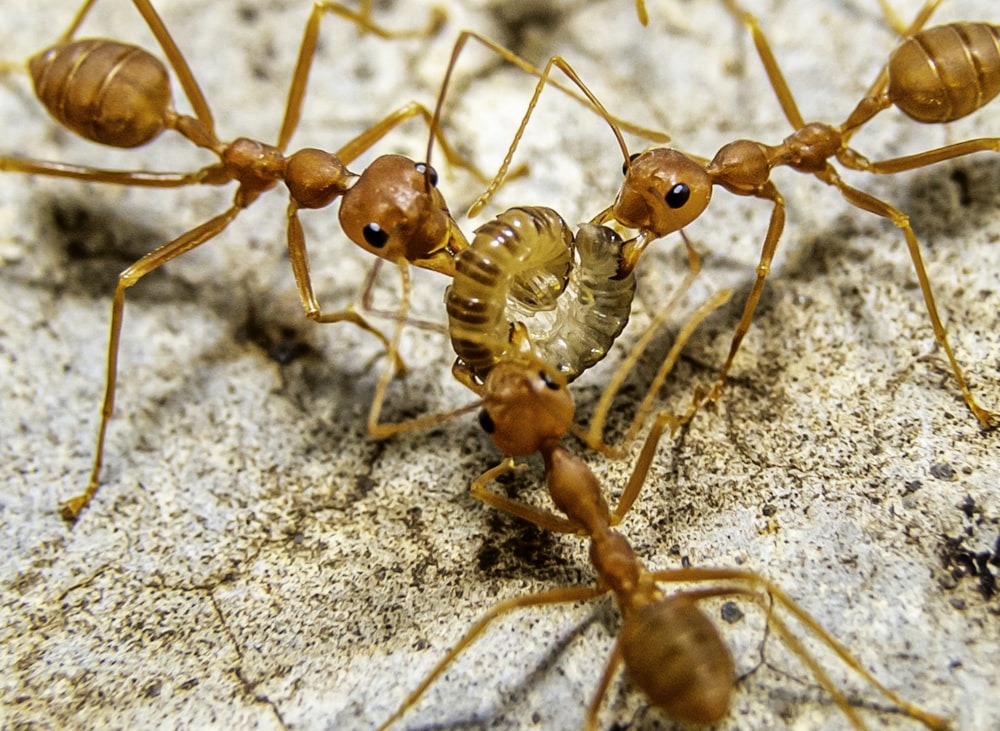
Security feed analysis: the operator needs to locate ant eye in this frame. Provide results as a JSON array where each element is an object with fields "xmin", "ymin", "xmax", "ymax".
[
  {"xmin": 539, "ymin": 370, "xmax": 560, "ymax": 390},
  {"xmin": 622, "ymin": 152, "xmax": 640, "ymax": 176},
  {"xmin": 415, "ymin": 162, "xmax": 439, "ymax": 187},
  {"xmin": 363, "ymin": 223, "xmax": 389, "ymax": 248},
  {"xmin": 478, "ymin": 409, "xmax": 496, "ymax": 434},
  {"xmin": 665, "ymin": 183, "xmax": 690, "ymax": 209}
]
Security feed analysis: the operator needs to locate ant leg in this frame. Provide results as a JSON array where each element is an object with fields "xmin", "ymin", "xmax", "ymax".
[
  {"xmin": 61, "ymin": 204, "xmax": 243, "ymax": 521},
  {"xmin": 359, "ymin": 260, "xmax": 448, "ymax": 335},
  {"xmin": 707, "ymin": 183, "xmax": 786, "ymax": 404},
  {"xmin": 577, "ymin": 278, "xmax": 730, "ymax": 459},
  {"xmin": 647, "ymin": 567, "xmax": 951, "ymax": 730},
  {"xmin": 599, "ymin": 295, "xmax": 738, "ymax": 524},
  {"xmin": 841, "ymin": 139, "xmax": 1000, "ymax": 177},
  {"xmin": 469, "ymin": 459, "xmax": 584, "ymax": 534},
  {"xmin": 728, "ymin": 0, "xmax": 941, "ymax": 137},
  {"xmin": 427, "ymin": 30, "xmax": 669, "ymax": 213},
  {"xmin": 376, "ymin": 585, "xmax": 601, "ymax": 731},
  {"xmin": 821, "ymin": 168, "xmax": 997, "ymax": 428},
  {"xmin": 585, "ymin": 640, "xmax": 624, "ymax": 731},
  {"xmin": 365, "ymin": 261, "xmax": 481, "ymax": 439},
  {"xmin": 57, "ymin": 0, "xmax": 99, "ymax": 41},
  {"xmin": 634, "ymin": 0, "xmax": 649, "ymax": 26},
  {"xmin": 335, "ymin": 100, "xmax": 486, "ymax": 182},
  {"xmin": 467, "ymin": 53, "xmax": 632, "ymax": 217},
  {"xmin": 876, "ymin": 0, "xmax": 943, "ymax": 37},
  {"xmin": 130, "ymin": 0, "xmax": 217, "ymax": 141},
  {"xmin": 285, "ymin": 202, "xmax": 405, "ymax": 372},
  {"xmin": 366, "ymin": 259, "xmax": 412, "ymax": 438},
  {"xmin": 276, "ymin": 1, "xmax": 445, "ymax": 151},
  {"xmin": 720, "ymin": 0, "xmax": 805, "ymax": 130},
  {"xmin": 0, "ymin": 158, "xmax": 229, "ymax": 187}
]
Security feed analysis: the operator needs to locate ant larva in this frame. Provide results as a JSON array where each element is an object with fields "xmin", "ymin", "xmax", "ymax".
[
  {"xmin": 469, "ymin": 0, "xmax": 1000, "ymax": 430},
  {"xmin": 0, "ymin": 0, "xmax": 482, "ymax": 520},
  {"xmin": 363, "ymin": 28, "xmax": 675, "ymax": 439}
]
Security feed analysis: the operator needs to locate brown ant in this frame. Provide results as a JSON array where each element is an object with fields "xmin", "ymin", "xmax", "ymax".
[
  {"xmin": 0, "ymin": 0, "xmax": 482, "ymax": 520},
  {"xmin": 374, "ymin": 324, "xmax": 951, "ymax": 730},
  {"xmin": 469, "ymin": 0, "xmax": 1000, "ymax": 430}
]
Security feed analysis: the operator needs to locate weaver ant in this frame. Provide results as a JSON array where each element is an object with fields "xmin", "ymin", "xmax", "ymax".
[
  {"xmin": 469, "ymin": 0, "xmax": 1000, "ymax": 429},
  {"xmin": 375, "ymin": 313, "xmax": 950, "ymax": 730},
  {"xmin": 1, "ymin": 0, "xmax": 480, "ymax": 520}
]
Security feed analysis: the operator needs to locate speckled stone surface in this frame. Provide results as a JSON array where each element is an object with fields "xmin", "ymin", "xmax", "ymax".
[{"xmin": 1, "ymin": 1, "xmax": 997, "ymax": 730}]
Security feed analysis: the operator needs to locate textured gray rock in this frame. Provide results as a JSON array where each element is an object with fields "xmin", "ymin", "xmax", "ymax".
[{"xmin": 1, "ymin": 1, "xmax": 997, "ymax": 729}]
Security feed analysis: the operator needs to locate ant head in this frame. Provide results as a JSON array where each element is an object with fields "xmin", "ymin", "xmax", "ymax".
[
  {"xmin": 620, "ymin": 595, "xmax": 734, "ymax": 725},
  {"xmin": 339, "ymin": 154, "xmax": 466, "ymax": 275},
  {"xmin": 477, "ymin": 358, "xmax": 574, "ymax": 456},
  {"xmin": 614, "ymin": 148, "xmax": 712, "ymax": 238}
]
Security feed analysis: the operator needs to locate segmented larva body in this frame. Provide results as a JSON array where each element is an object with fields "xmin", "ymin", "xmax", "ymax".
[{"xmin": 446, "ymin": 206, "xmax": 636, "ymax": 381}]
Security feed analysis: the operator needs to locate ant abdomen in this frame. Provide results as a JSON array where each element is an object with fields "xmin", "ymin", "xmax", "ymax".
[
  {"xmin": 620, "ymin": 596, "xmax": 735, "ymax": 725},
  {"xmin": 29, "ymin": 39, "xmax": 172, "ymax": 148},
  {"xmin": 888, "ymin": 22, "xmax": 1000, "ymax": 123}
]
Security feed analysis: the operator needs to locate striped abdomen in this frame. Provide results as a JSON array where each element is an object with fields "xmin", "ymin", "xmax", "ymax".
[
  {"xmin": 447, "ymin": 207, "xmax": 573, "ymax": 376},
  {"xmin": 888, "ymin": 22, "xmax": 1000, "ymax": 123},
  {"xmin": 29, "ymin": 39, "xmax": 172, "ymax": 148},
  {"xmin": 446, "ymin": 206, "xmax": 636, "ymax": 381}
]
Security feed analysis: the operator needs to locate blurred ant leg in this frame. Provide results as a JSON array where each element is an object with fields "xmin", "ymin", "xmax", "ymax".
[
  {"xmin": 359, "ymin": 261, "xmax": 449, "ymax": 335},
  {"xmin": 277, "ymin": 1, "xmax": 446, "ymax": 151},
  {"xmin": 57, "ymin": 0, "xmax": 98, "ymax": 40},
  {"xmin": 365, "ymin": 261, "xmax": 481, "ymax": 439},
  {"xmin": 720, "ymin": 0, "xmax": 805, "ymax": 130},
  {"xmin": 821, "ymin": 169, "xmax": 998, "ymax": 428},
  {"xmin": 635, "ymin": 0, "xmax": 649, "ymax": 26},
  {"xmin": 875, "ymin": 0, "xmax": 943, "ymax": 38},
  {"xmin": 375, "ymin": 585, "xmax": 601, "ymax": 731},
  {"xmin": 647, "ymin": 567, "xmax": 951, "ymax": 730},
  {"xmin": 585, "ymin": 640, "xmax": 625, "ymax": 731},
  {"xmin": 61, "ymin": 204, "xmax": 242, "ymax": 521}
]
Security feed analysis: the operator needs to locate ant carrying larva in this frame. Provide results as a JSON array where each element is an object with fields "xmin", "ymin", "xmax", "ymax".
[
  {"xmin": 373, "ymin": 293, "xmax": 950, "ymax": 731},
  {"xmin": 468, "ymin": 0, "xmax": 1000, "ymax": 430}
]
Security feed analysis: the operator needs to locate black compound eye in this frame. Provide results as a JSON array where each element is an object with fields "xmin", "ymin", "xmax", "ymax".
[
  {"xmin": 363, "ymin": 222, "xmax": 389, "ymax": 248},
  {"xmin": 539, "ymin": 370, "xmax": 560, "ymax": 390},
  {"xmin": 622, "ymin": 152, "xmax": 640, "ymax": 176},
  {"xmin": 415, "ymin": 162, "xmax": 438, "ymax": 187},
  {"xmin": 478, "ymin": 408, "xmax": 495, "ymax": 434},
  {"xmin": 665, "ymin": 183, "xmax": 690, "ymax": 209}
]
